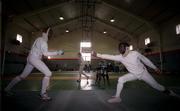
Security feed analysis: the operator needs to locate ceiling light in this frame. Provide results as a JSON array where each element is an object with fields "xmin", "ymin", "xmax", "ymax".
[
  {"xmin": 103, "ymin": 31, "xmax": 107, "ymax": 34},
  {"xmin": 110, "ymin": 19, "xmax": 115, "ymax": 22},
  {"xmin": 59, "ymin": 16, "xmax": 64, "ymax": 20},
  {"xmin": 65, "ymin": 29, "xmax": 69, "ymax": 33}
]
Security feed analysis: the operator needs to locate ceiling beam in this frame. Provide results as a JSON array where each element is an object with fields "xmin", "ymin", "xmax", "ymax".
[
  {"xmin": 13, "ymin": 1, "xmax": 73, "ymax": 20},
  {"xmin": 54, "ymin": 26, "xmax": 82, "ymax": 37},
  {"xmin": 150, "ymin": 8, "xmax": 168, "ymax": 21},
  {"xmin": 131, "ymin": 23, "xmax": 145, "ymax": 35},
  {"xmin": 156, "ymin": 13, "xmax": 177, "ymax": 25},
  {"xmin": 23, "ymin": 18, "xmax": 40, "ymax": 31},
  {"xmin": 41, "ymin": 15, "xmax": 134, "ymax": 38},
  {"xmin": 102, "ymin": 1, "xmax": 155, "ymax": 29},
  {"xmin": 37, "ymin": 14, "xmax": 48, "ymax": 27},
  {"xmin": 11, "ymin": 22, "xmax": 31, "ymax": 33},
  {"xmin": 94, "ymin": 30, "xmax": 121, "ymax": 41},
  {"xmin": 94, "ymin": 16, "xmax": 134, "ymax": 38},
  {"xmin": 49, "ymin": 16, "xmax": 82, "ymax": 29},
  {"xmin": 138, "ymin": 0, "xmax": 155, "ymax": 16}
]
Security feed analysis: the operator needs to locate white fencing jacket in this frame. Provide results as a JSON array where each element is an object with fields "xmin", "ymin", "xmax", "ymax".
[
  {"xmin": 29, "ymin": 29, "xmax": 58, "ymax": 59},
  {"xmin": 97, "ymin": 51, "xmax": 157, "ymax": 78}
]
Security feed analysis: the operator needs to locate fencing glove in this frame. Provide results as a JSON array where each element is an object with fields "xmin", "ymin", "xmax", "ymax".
[{"xmin": 58, "ymin": 50, "xmax": 64, "ymax": 55}]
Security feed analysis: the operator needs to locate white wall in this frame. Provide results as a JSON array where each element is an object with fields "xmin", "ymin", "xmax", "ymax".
[
  {"xmin": 5, "ymin": 22, "xmax": 31, "ymax": 54},
  {"xmin": 138, "ymin": 29, "xmax": 160, "ymax": 53}
]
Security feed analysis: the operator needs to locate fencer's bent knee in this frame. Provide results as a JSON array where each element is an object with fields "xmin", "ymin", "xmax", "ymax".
[
  {"xmin": 19, "ymin": 75, "xmax": 26, "ymax": 80},
  {"xmin": 45, "ymin": 71, "xmax": 52, "ymax": 77},
  {"xmin": 118, "ymin": 77, "xmax": 125, "ymax": 84}
]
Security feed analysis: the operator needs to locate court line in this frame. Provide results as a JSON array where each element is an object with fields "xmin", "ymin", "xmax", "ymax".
[{"xmin": 3, "ymin": 76, "xmax": 119, "ymax": 80}]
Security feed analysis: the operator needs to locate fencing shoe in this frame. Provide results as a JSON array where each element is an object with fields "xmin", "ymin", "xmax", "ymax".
[
  {"xmin": 40, "ymin": 93, "xmax": 52, "ymax": 101},
  {"xmin": 107, "ymin": 97, "xmax": 121, "ymax": 103}
]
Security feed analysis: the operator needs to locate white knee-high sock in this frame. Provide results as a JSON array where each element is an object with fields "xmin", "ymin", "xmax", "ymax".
[
  {"xmin": 41, "ymin": 76, "xmax": 50, "ymax": 95},
  {"xmin": 115, "ymin": 82, "xmax": 123, "ymax": 97},
  {"xmin": 5, "ymin": 76, "xmax": 22, "ymax": 91}
]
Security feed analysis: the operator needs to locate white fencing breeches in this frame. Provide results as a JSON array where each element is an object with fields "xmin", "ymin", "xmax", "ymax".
[
  {"xmin": 5, "ymin": 55, "xmax": 52, "ymax": 94},
  {"xmin": 115, "ymin": 70, "xmax": 165, "ymax": 97},
  {"xmin": 78, "ymin": 64, "xmax": 88, "ymax": 80}
]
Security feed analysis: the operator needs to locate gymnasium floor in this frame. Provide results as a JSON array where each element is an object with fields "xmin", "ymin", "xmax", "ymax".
[{"xmin": 1, "ymin": 71, "xmax": 180, "ymax": 111}]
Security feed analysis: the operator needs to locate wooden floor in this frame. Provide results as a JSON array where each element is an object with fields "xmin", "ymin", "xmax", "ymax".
[{"xmin": 1, "ymin": 71, "xmax": 180, "ymax": 111}]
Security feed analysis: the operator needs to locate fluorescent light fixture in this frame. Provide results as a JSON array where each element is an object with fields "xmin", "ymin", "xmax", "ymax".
[
  {"xmin": 145, "ymin": 37, "xmax": 150, "ymax": 45},
  {"xmin": 80, "ymin": 42, "xmax": 91, "ymax": 48},
  {"xmin": 81, "ymin": 53, "xmax": 91, "ymax": 61},
  {"xmin": 84, "ymin": 56, "xmax": 91, "ymax": 61},
  {"xmin": 81, "ymin": 53, "xmax": 91, "ymax": 56},
  {"xmin": 80, "ymin": 42, "xmax": 92, "ymax": 61},
  {"xmin": 129, "ymin": 45, "xmax": 133, "ymax": 50},
  {"xmin": 16, "ymin": 34, "xmax": 22, "ymax": 43},
  {"xmin": 176, "ymin": 24, "xmax": 180, "ymax": 35},
  {"xmin": 59, "ymin": 16, "xmax": 64, "ymax": 20}
]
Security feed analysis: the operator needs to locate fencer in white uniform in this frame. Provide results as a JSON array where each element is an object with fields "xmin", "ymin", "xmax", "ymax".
[
  {"xmin": 5, "ymin": 27, "xmax": 64, "ymax": 101},
  {"xmin": 92, "ymin": 42, "xmax": 179, "ymax": 103},
  {"xmin": 77, "ymin": 52, "xmax": 89, "ymax": 83}
]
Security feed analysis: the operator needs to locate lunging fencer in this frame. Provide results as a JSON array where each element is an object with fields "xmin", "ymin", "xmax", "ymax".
[
  {"xmin": 77, "ymin": 52, "xmax": 89, "ymax": 83},
  {"xmin": 92, "ymin": 42, "xmax": 179, "ymax": 103},
  {"xmin": 5, "ymin": 27, "xmax": 64, "ymax": 101}
]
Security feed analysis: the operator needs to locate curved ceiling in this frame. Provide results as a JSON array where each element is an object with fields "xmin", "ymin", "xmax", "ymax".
[{"xmin": 4, "ymin": 0, "xmax": 180, "ymax": 41}]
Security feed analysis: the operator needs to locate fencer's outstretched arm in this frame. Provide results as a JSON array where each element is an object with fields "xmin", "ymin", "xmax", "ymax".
[
  {"xmin": 41, "ymin": 42, "xmax": 63, "ymax": 56},
  {"xmin": 138, "ymin": 52, "xmax": 157, "ymax": 70},
  {"xmin": 92, "ymin": 51, "xmax": 121, "ymax": 61}
]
